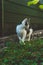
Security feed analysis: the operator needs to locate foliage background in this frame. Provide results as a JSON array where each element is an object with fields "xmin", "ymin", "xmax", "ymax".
[{"xmin": 0, "ymin": 38, "xmax": 43, "ymax": 65}]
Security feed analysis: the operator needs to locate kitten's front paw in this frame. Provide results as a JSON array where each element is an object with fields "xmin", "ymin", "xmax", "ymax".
[
  {"xmin": 27, "ymin": 39, "xmax": 30, "ymax": 41},
  {"xmin": 19, "ymin": 41, "xmax": 25, "ymax": 45}
]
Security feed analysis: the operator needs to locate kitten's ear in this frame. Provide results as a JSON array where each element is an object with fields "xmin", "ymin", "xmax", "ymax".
[
  {"xmin": 28, "ymin": 18, "xmax": 31, "ymax": 24},
  {"xmin": 23, "ymin": 18, "xmax": 28, "ymax": 21},
  {"xmin": 29, "ymin": 18, "xmax": 31, "ymax": 21},
  {"xmin": 22, "ymin": 18, "xmax": 28, "ymax": 24}
]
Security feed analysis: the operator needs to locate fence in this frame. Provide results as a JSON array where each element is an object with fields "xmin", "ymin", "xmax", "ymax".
[{"xmin": 1, "ymin": 0, "xmax": 43, "ymax": 37}]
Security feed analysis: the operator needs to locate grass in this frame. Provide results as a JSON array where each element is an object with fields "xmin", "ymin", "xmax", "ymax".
[{"xmin": 0, "ymin": 38, "xmax": 43, "ymax": 65}]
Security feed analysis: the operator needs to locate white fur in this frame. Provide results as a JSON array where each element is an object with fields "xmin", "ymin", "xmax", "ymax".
[
  {"xmin": 16, "ymin": 18, "xmax": 33, "ymax": 44},
  {"xmin": 26, "ymin": 28, "xmax": 33, "ymax": 41}
]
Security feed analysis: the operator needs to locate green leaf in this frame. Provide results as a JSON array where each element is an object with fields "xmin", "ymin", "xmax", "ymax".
[
  {"xmin": 3, "ymin": 58, "xmax": 9, "ymax": 63},
  {"xmin": 32, "ymin": 62, "xmax": 37, "ymax": 65},
  {"xmin": 32, "ymin": 0, "xmax": 39, "ymax": 5},
  {"xmin": 27, "ymin": 0, "xmax": 39, "ymax": 6},
  {"xmin": 39, "ymin": 5, "xmax": 43, "ymax": 9}
]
